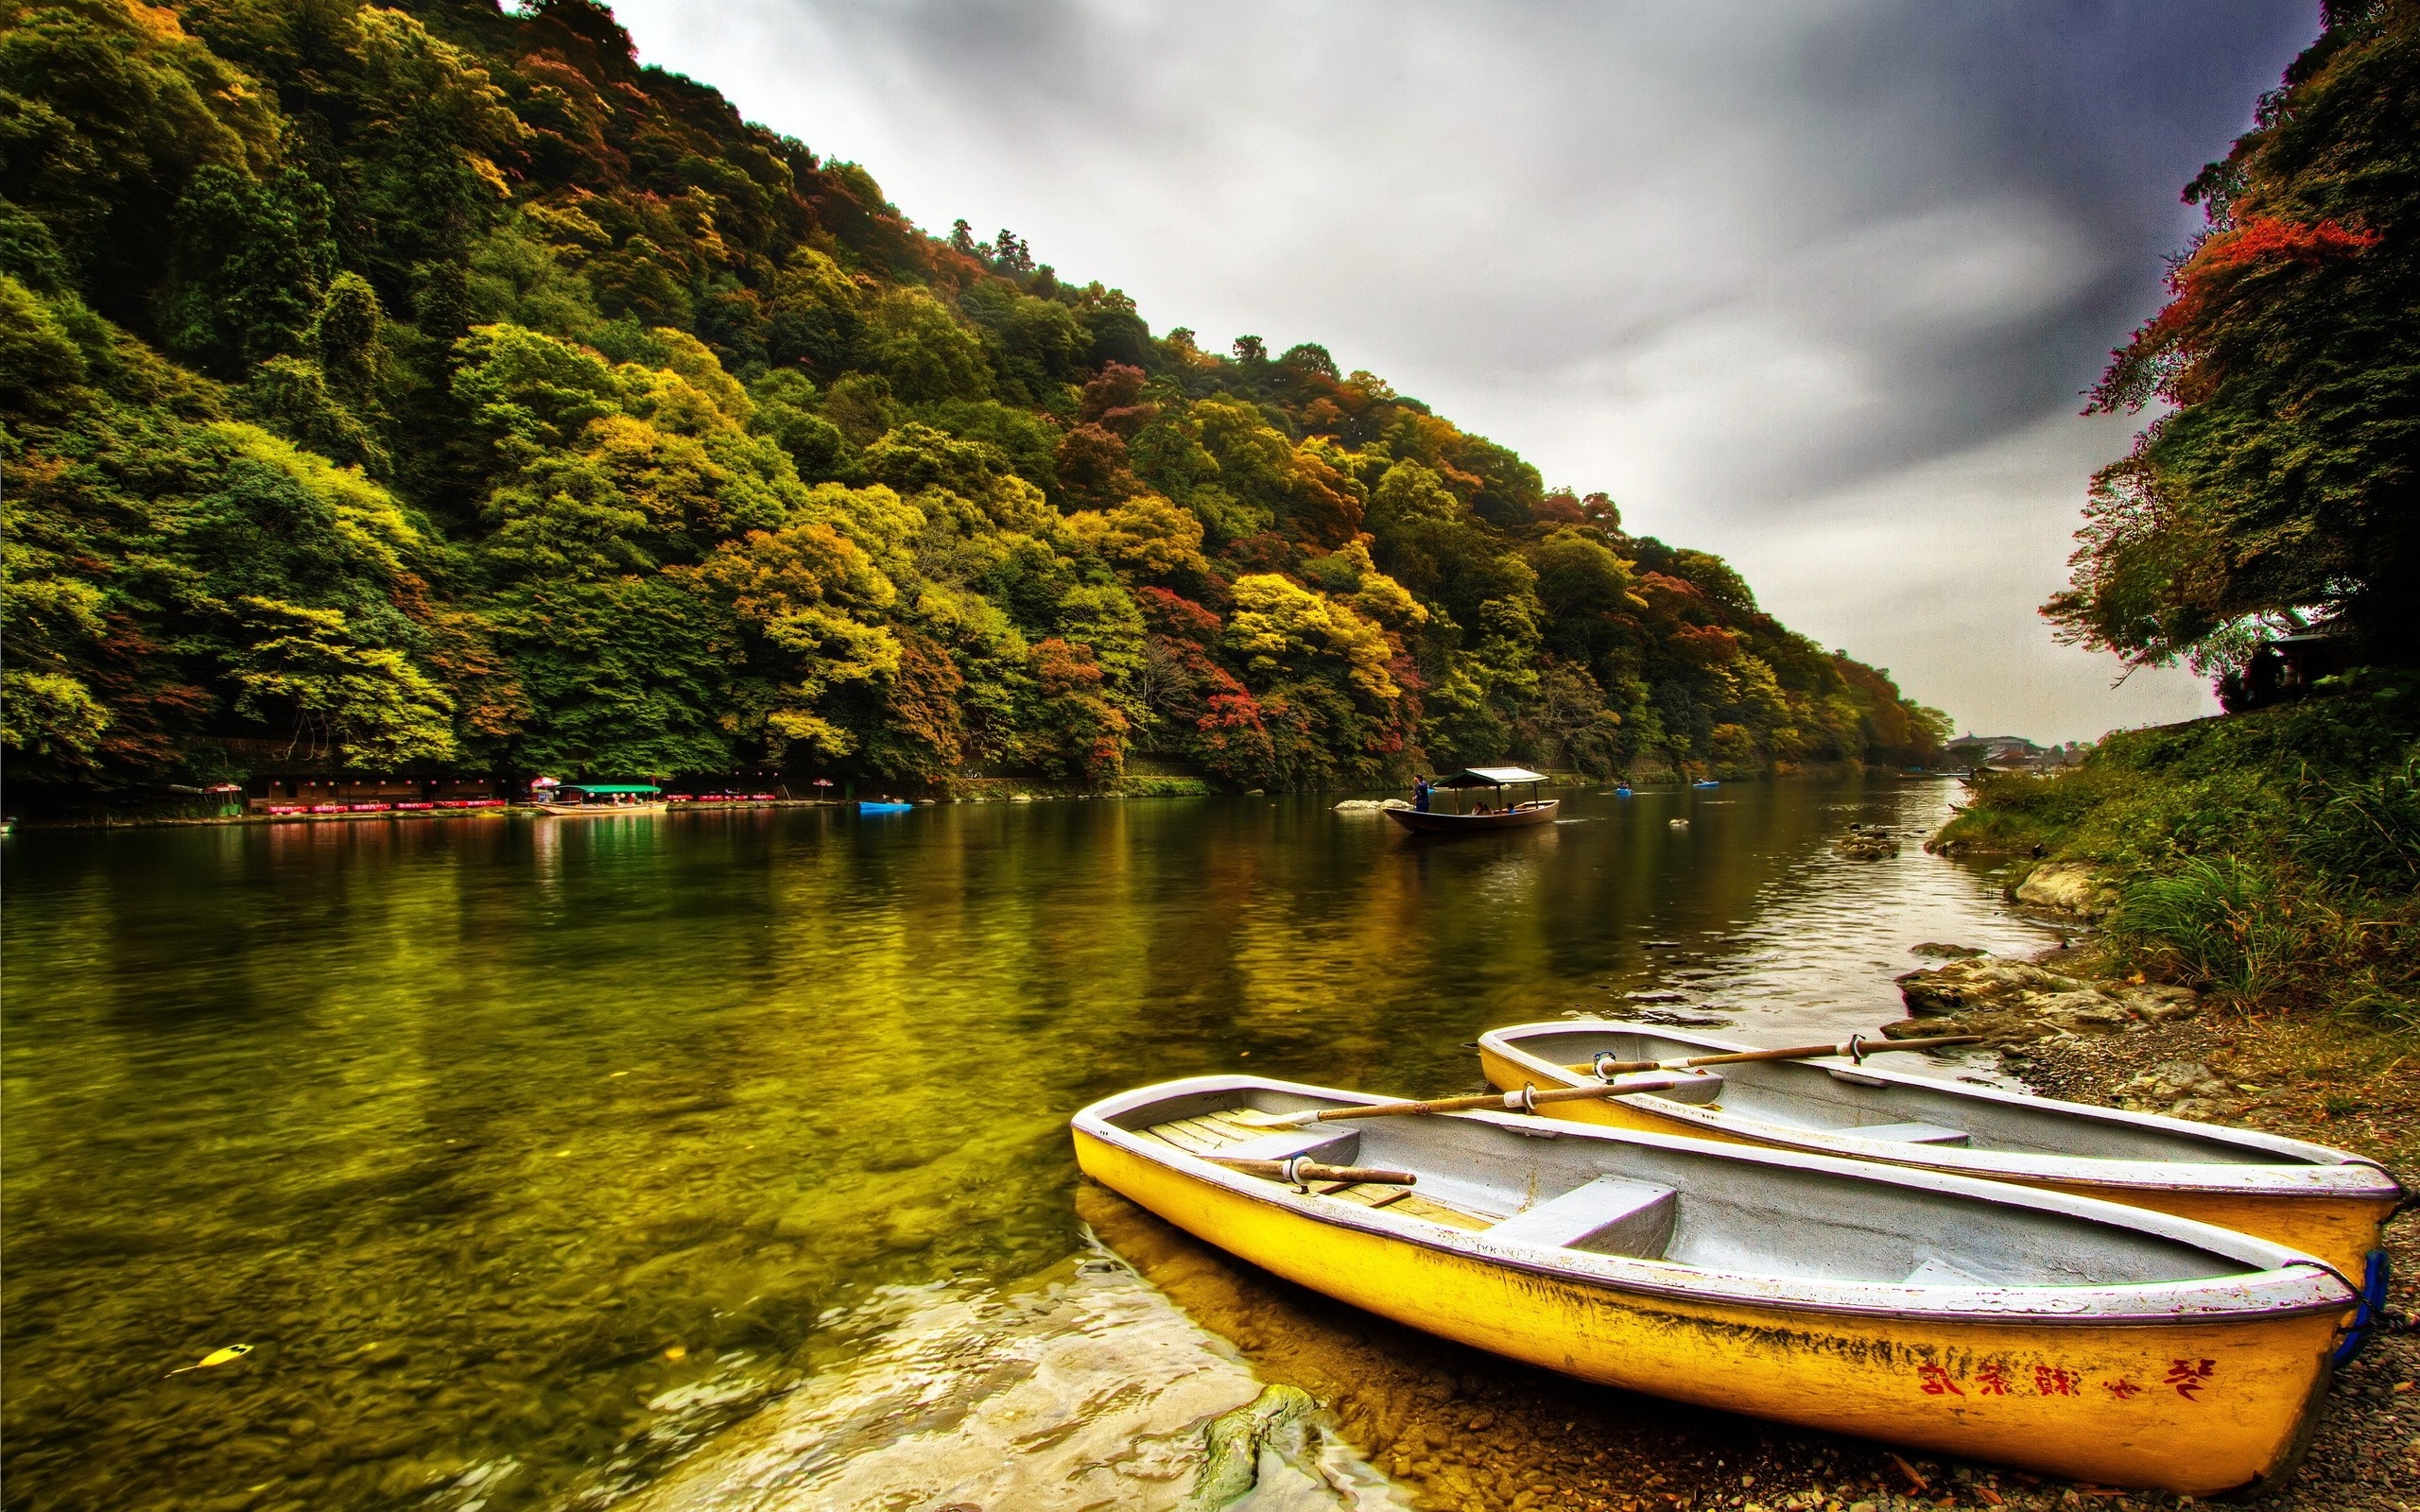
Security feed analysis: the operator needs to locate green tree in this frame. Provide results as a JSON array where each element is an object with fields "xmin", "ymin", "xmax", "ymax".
[
  {"xmin": 164, "ymin": 165, "xmax": 337, "ymax": 375},
  {"xmin": 231, "ymin": 596, "xmax": 457, "ymax": 765},
  {"xmin": 684, "ymin": 521, "xmax": 901, "ymax": 763},
  {"xmin": 2048, "ymin": 2, "xmax": 2420, "ymax": 671}
]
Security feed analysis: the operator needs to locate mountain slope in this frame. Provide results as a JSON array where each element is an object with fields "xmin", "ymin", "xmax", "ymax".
[{"xmin": 0, "ymin": 0, "xmax": 1946, "ymax": 794}]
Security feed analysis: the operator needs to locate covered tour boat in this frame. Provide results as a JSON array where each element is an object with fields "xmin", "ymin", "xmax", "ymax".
[
  {"xmin": 532, "ymin": 782, "xmax": 667, "ymax": 816},
  {"xmin": 1385, "ymin": 766, "xmax": 1558, "ymax": 833}
]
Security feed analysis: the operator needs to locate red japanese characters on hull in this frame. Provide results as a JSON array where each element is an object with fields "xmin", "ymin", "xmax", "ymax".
[{"xmin": 1912, "ymin": 1359, "xmax": 2219, "ymax": 1402}]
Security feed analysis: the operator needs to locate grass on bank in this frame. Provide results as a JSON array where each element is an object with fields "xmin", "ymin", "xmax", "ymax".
[{"xmin": 1935, "ymin": 673, "xmax": 2420, "ymax": 1022}]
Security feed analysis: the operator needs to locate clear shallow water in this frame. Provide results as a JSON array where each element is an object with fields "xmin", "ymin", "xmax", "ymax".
[{"xmin": 1, "ymin": 778, "xmax": 2049, "ymax": 1510}]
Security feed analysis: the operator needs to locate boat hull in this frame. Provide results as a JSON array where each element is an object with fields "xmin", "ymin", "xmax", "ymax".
[
  {"xmin": 1477, "ymin": 1032, "xmax": 2400, "ymax": 1278},
  {"xmin": 1385, "ymin": 800, "xmax": 1558, "ymax": 833},
  {"xmin": 1074, "ymin": 1111, "xmax": 2341, "ymax": 1496},
  {"xmin": 534, "ymin": 801, "xmax": 667, "ymax": 816}
]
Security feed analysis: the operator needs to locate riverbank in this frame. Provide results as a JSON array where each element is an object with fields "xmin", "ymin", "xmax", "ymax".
[
  {"xmin": 1929, "ymin": 688, "xmax": 2419, "ymax": 1022},
  {"xmin": 0, "ymin": 782, "xmax": 1206, "ymax": 830},
  {"xmin": 1905, "ymin": 687, "xmax": 2420, "ymax": 1509},
  {"xmin": 4, "ymin": 765, "xmax": 1918, "ymax": 831}
]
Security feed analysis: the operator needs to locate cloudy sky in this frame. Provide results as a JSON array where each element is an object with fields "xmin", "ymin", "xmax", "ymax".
[{"xmin": 609, "ymin": 0, "xmax": 2320, "ymax": 743}]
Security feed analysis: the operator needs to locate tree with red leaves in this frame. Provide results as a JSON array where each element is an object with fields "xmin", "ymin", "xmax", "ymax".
[{"xmin": 2049, "ymin": 0, "xmax": 2420, "ymax": 676}]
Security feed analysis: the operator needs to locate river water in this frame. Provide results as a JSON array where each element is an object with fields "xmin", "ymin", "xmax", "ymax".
[{"xmin": 2, "ymin": 778, "xmax": 2061, "ymax": 1512}]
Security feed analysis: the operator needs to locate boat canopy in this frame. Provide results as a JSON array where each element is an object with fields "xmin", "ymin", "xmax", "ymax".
[
  {"xmin": 1433, "ymin": 766, "xmax": 1547, "ymax": 788},
  {"xmin": 562, "ymin": 783, "xmax": 662, "ymax": 794}
]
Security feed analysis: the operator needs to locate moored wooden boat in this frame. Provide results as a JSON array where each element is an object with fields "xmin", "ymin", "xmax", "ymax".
[
  {"xmin": 532, "ymin": 782, "xmax": 668, "ymax": 816},
  {"xmin": 1388, "ymin": 765, "xmax": 1560, "ymax": 833},
  {"xmin": 1383, "ymin": 799, "xmax": 1558, "ymax": 833},
  {"xmin": 1477, "ymin": 1022, "xmax": 2403, "ymax": 1284},
  {"xmin": 1074, "ymin": 1074, "xmax": 2353, "ymax": 1496}
]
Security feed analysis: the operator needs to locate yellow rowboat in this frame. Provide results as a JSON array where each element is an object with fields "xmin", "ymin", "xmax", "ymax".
[
  {"xmin": 1478, "ymin": 1022, "xmax": 2402, "ymax": 1295},
  {"xmin": 1074, "ymin": 1074, "xmax": 2357, "ymax": 1496}
]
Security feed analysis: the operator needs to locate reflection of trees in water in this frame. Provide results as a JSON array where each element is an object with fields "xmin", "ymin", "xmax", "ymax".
[{"xmin": 1, "ymin": 780, "xmax": 2042, "ymax": 1511}]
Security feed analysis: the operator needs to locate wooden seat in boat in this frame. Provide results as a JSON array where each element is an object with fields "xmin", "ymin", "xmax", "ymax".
[
  {"xmin": 1487, "ymin": 1175, "xmax": 1676, "ymax": 1256},
  {"xmin": 1214, "ymin": 1129, "xmax": 1360, "ymax": 1164},
  {"xmin": 1137, "ymin": 1110, "xmax": 1490, "ymax": 1228}
]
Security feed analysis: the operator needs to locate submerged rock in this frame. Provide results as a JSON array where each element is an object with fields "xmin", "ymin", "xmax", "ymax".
[
  {"xmin": 1908, "ymin": 942, "xmax": 1986, "ymax": 959},
  {"xmin": 617, "ymin": 1251, "xmax": 1405, "ymax": 1512},
  {"xmin": 1180, "ymin": 1384, "xmax": 1317, "ymax": 1510},
  {"xmin": 1631, "ymin": 1008, "xmax": 1735, "ymax": 1027},
  {"xmin": 1834, "ymin": 830, "xmax": 1901, "ymax": 860}
]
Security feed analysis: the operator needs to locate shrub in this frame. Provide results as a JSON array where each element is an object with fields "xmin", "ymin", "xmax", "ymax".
[
  {"xmin": 2297, "ymin": 756, "xmax": 2420, "ymax": 893},
  {"xmin": 2109, "ymin": 856, "xmax": 2309, "ymax": 997},
  {"xmin": 1940, "ymin": 692, "xmax": 2420, "ymax": 1022}
]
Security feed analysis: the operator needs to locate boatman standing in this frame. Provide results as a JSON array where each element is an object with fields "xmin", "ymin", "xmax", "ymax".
[{"xmin": 1413, "ymin": 775, "xmax": 1432, "ymax": 813}]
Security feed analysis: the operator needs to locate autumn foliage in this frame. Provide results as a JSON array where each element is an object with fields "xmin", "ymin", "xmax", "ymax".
[
  {"xmin": 0, "ymin": 0, "xmax": 1944, "ymax": 795},
  {"xmin": 2053, "ymin": 0, "xmax": 2420, "ymax": 679}
]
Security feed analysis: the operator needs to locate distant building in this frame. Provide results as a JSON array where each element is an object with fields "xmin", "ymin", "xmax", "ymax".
[
  {"xmin": 1941, "ymin": 734, "xmax": 2091, "ymax": 771},
  {"xmin": 1945, "ymin": 733, "xmax": 2043, "ymax": 767}
]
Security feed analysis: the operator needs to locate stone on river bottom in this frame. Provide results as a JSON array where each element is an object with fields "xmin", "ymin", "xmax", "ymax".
[{"xmin": 615, "ymin": 1252, "xmax": 1407, "ymax": 1512}]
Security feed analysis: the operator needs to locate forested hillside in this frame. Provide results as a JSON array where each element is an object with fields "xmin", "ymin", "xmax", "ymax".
[{"xmin": 0, "ymin": 0, "xmax": 1945, "ymax": 796}]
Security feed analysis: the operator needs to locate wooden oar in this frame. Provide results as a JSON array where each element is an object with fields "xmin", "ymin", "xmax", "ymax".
[
  {"xmin": 1208, "ymin": 1157, "xmax": 1417, "ymax": 1187},
  {"xmin": 1236, "ymin": 1073, "xmax": 1694, "ymax": 1129},
  {"xmin": 1564, "ymin": 1033, "xmax": 1982, "ymax": 1078}
]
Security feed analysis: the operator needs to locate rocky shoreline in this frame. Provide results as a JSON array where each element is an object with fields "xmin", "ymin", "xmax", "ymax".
[
  {"xmin": 1881, "ymin": 951, "xmax": 2202, "ymax": 1051},
  {"xmin": 1981, "ymin": 1005, "xmax": 2418, "ymax": 1512},
  {"xmin": 1864, "ymin": 872, "xmax": 2418, "ymax": 1512}
]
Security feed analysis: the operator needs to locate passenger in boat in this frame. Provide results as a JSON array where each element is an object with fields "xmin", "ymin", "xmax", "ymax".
[{"xmin": 1413, "ymin": 775, "xmax": 1432, "ymax": 813}]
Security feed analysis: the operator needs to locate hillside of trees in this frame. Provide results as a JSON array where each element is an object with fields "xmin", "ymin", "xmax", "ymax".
[{"xmin": 0, "ymin": 0, "xmax": 1947, "ymax": 797}]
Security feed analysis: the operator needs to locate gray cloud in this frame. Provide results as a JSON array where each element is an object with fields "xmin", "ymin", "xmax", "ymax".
[{"xmin": 610, "ymin": 0, "xmax": 2317, "ymax": 741}]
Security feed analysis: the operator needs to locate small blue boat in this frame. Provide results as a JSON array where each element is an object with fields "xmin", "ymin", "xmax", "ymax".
[
  {"xmin": 856, "ymin": 800, "xmax": 913, "ymax": 814},
  {"xmin": 1692, "ymin": 780, "xmax": 1721, "ymax": 789},
  {"xmin": 1615, "ymin": 785, "xmax": 1633, "ymax": 797}
]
